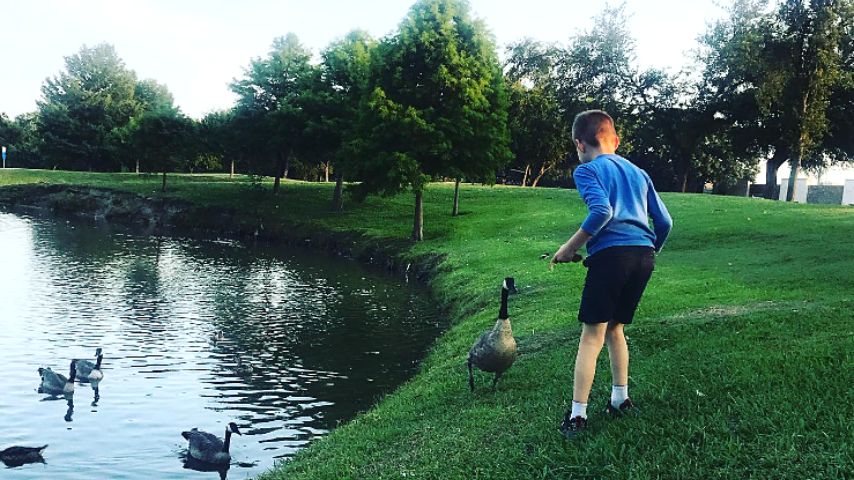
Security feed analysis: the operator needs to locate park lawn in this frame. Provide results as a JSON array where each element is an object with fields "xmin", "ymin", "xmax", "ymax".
[{"xmin": 1, "ymin": 168, "xmax": 852, "ymax": 479}]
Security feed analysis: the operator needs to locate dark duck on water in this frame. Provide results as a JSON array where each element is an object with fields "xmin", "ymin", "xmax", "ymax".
[
  {"xmin": 0, "ymin": 445, "xmax": 47, "ymax": 468},
  {"xmin": 467, "ymin": 277, "xmax": 517, "ymax": 391}
]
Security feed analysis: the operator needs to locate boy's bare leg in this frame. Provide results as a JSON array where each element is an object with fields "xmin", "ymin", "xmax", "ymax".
[
  {"xmin": 572, "ymin": 322, "xmax": 608, "ymax": 404},
  {"xmin": 605, "ymin": 321, "xmax": 628, "ymax": 386}
]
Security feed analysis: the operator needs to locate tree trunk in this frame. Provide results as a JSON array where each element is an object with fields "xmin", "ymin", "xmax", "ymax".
[
  {"xmin": 676, "ymin": 165, "xmax": 689, "ymax": 193},
  {"xmin": 135, "ymin": 159, "xmax": 140, "ymax": 174},
  {"xmin": 273, "ymin": 152, "xmax": 284, "ymax": 195},
  {"xmin": 324, "ymin": 162, "xmax": 330, "ymax": 183},
  {"xmin": 230, "ymin": 159, "xmax": 235, "ymax": 179},
  {"xmin": 332, "ymin": 171, "xmax": 344, "ymax": 212},
  {"xmin": 521, "ymin": 164, "xmax": 531, "ymax": 187},
  {"xmin": 161, "ymin": 171, "xmax": 167, "ymax": 192},
  {"xmin": 282, "ymin": 152, "xmax": 291, "ymax": 179},
  {"xmin": 413, "ymin": 189, "xmax": 424, "ymax": 242},
  {"xmin": 785, "ymin": 148, "xmax": 802, "ymax": 202},
  {"xmin": 452, "ymin": 178, "xmax": 461, "ymax": 216},
  {"xmin": 531, "ymin": 165, "xmax": 551, "ymax": 187},
  {"xmin": 764, "ymin": 148, "xmax": 787, "ymax": 200}
]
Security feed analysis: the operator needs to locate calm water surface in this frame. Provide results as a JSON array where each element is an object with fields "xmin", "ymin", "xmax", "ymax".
[{"xmin": 0, "ymin": 211, "xmax": 443, "ymax": 479}]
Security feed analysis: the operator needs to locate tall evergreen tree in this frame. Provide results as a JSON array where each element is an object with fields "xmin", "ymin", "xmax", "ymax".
[{"xmin": 37, "ymin": 43, "xmax": 140, "ymax": 171}]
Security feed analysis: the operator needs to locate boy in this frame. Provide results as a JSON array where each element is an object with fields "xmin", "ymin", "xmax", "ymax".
[{"xmin": 550, "ymin": 110, "xmax": 672, "ymax": 437}]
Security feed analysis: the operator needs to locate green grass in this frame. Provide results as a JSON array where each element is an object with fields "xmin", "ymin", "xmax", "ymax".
[{"xmin": 1, "ymin": 168, "xmax": 852, "ymax": 479}]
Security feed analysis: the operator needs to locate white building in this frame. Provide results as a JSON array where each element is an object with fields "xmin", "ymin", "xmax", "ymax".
[
  {"xmin": 756, "ymin": 160, "xmax": 854, "ymax": 187},
  {"xmin": 755, "ymin": 160, "xmax": 854, "ymax": 205}
]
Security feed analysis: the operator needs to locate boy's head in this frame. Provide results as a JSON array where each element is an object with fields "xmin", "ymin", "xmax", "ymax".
[{"xmin": 572, "ymin": 110, "xmax": 620, "ymax": 163}]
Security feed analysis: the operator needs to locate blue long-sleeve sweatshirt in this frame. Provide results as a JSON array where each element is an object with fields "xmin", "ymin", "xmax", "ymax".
[{"xmin": 573, "ymin": 154, "xmax": 673, "ymax": 256}]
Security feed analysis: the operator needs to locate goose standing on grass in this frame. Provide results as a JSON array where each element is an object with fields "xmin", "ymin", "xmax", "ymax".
[
  {"xmin": 75, "ymin": 348, "xmax": 104, "ymax": 382},
  {"xmin": 467, "ymin": 277, "xmax": 517, "ymax": 392},
  {"xmin": 38, "ymin": 360, "xmax": 76, "ymax": 395},
  {"xmin": 182, "ymin": 422, "xmax": 242, "ymax": 465},
  {"xmin": 0, "ymin": 445, "xmax": 47, "ymax": 468}
]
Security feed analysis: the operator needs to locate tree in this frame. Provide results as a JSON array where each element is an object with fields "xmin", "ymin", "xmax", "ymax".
[
  {"xmin": 506, "ymin": 83, "xmax": 569, "ymax": 187},
  {"xmin": 766, "ymin": 0, "xmax": 848, "ymax": 201},
  {"xmin": 312, "ymin": 30, "xmax": 376, "ymax": 212},
  {"xmin": 701, "ymin": 0, "xmax": 852, "ymax": 200},
  {"xmin": 0, "ymin": 113, "xmax": 20, "ymax": 149},
  {"xmin": 555, "ymin": 4, "xmax": 639, "ymax": 138},
  {"xmin": 126, "ymin": 109, "xmax": 195, "ymax": 191},
  {"xmin": 118, "ymin": 78, "xmax": 179, "ymax": 173},
  {"xmin": 37, "ymin": 43, "xmax": 140, "ymax": 171},
  {"xmin": 231, "ymin": 34, "xmax": 315, "ymax": 194},
  {"xmin": 504, "ymin": 39, "xmax": 569, "ymax": 188},
  {"xmin": 350, "ymin": 0, "xmax": 511, "ymax": 239},
  {"xmin": 198, "ymin": 110, "xmax": 235, "ymax": 177}
]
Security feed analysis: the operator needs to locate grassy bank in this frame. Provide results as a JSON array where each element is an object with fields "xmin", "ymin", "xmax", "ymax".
[{"xmin": 1, "ymin": 169, "xmax": 852, "ymax": 479}]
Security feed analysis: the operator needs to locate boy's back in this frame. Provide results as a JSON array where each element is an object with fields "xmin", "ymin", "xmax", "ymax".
[{"xmin": 573, "ymin": 153, "xmax": 671, "ymax": 257}]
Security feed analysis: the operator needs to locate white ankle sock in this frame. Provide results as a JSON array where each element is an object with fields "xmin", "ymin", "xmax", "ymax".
[
  {"xmin": 611, "ymin": 384, "xmax": 628, "ymax": 407},
  {"xmin": 571, "ymin": 400, "xmax": 588, "ymax": 419}
]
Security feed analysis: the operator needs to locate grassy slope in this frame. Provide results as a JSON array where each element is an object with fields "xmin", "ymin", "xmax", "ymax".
[{"xmin": 2, "ymin": 169, "xmax": 852, "ymax": 479}]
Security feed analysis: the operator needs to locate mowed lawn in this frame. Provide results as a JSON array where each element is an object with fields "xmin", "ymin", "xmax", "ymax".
[{"xmin": 1, "ymin": 168, "xmax": 852, "ymax": 479}]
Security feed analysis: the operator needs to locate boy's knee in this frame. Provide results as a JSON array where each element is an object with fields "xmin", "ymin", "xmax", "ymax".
[
  {"xmin": 581, "ymin": 323, "xmax": 607, "ymax": 344},
  {"xmin": 605, "ymin": 322, "xmax": 623, "ymax": 340}
]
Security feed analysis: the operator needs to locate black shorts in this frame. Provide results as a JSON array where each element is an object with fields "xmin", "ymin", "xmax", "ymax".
[{"xmin": 578, "ymin": 246, "xmax": 656, "ymax": 324}]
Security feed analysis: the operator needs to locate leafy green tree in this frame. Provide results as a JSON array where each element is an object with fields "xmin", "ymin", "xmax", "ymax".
[
  {"xmin": 198, "ymin": 110, "xmax": 234, "ymax": 176},
  {"xmin": 231, "ymin": 34, "xmax": 315, "ymax": 194},
  {"xmin": 699, "ymin": 0, "xmax": 852, "ymax": 200},
  {"xmin": 765, "ymin": 0, "xmax": 848, "ymax": 201},
  {"xmin": 503, "ymin": 39, "xmax": 569, "ymax": 188},
  {"xmin": 117, "ymin": 79, "xmax": 179, "ymax": 173},
  {"xmin": 555, "ymin": 4, "xmax": 639, "ymax": 138},
  {"xmin": 312, "ymin": 30, "xmax": 376, "ymax": 212},
  {"xmin": 506, "ymin": 82, "xmax": 569, "ymax": 187},
  {"xmin": 135, "ymin": 79, "xmax": 175, "ymax": 113},
  {"xmin": 0, "ymin": 112, "xmax": 19, "ymax": 150},
  {"xmin": 351, "ymin": 0, "xmax": 511, "ymax": 239},
  {"xmin": 699, "ymin": 0, "xmax": 787, "ymax": 198},
  {"xmin": 8, "ymin": 113, "xmax": 45, "ymax": 168},
  {"xmin": 37, "ymin": 43, "xmax": 140, "ymax": 171},
  {"xmin": 126, "ymin": 110, "xmax": 195, "ymax": 191}
]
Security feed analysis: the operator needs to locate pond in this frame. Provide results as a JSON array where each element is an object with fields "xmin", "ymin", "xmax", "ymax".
[{"xmin": 0, "ymin": 211, "xmax": 444, "ymax": 479}]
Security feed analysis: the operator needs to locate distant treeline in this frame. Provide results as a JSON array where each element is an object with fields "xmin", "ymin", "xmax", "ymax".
[{"xmin": 1, "ymin": 0, "xmax": 852, "ymax": 235}]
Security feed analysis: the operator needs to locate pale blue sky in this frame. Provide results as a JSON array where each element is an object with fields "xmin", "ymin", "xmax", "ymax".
[{"xmin": 0, "ymin": 0, "xmax": 725, "ymax": 119}]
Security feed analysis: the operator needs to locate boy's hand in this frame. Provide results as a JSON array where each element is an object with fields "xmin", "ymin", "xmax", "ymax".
[{"xmin": 549, "ymin": 244, "xmax": 583, "ymax": 271}]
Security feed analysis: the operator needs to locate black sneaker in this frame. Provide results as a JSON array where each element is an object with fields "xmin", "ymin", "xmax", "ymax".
[
  {"xmin": 559, "ymin": 411, "xmax": 587, "ymax": 438},
  {"xmin": 605, "ymin": 398, "xmax": 635, "ymax": 416}
]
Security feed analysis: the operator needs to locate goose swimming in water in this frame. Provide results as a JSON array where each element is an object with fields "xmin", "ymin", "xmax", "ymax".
[
  {"xmin": 38, "ymin": 360, "xmax": 76, "ymax": 395},
  {"xmin": 0, "ymin": 445, "xmax": 47, "ymax": 468},
  {"xmin": 182, "ymin": 422, "xmax": 242, "ymax": 465},
  {"xmin": 75, "ymin": 348, "xmax": 104, "ymax": 382},
  {"xmin": 210, "ymin": 331, "xmax": 225, "ymax": 344},
  {"xmin": 467, "ymin": 277, "xmax": 517, "ymax": 392},
  {"xmin": 235, "ymin": 355, "xmax": 254, "ymax": 375}
]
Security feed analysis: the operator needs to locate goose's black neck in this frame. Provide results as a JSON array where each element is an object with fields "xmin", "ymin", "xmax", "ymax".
[
  {"xmin": 94, "ymin": 355, "xmax": 103, "ymax": 370},
  {"xmin": 499, "ymin": 288, "xmax": 509, "ymax": 320},
  {"xmin": 223, "ymin": 429, "xmax": 232, "ymax": 453},
  {"xmin": 68, "ymin": 361, "xmax": 77, "ymax": 382}
]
